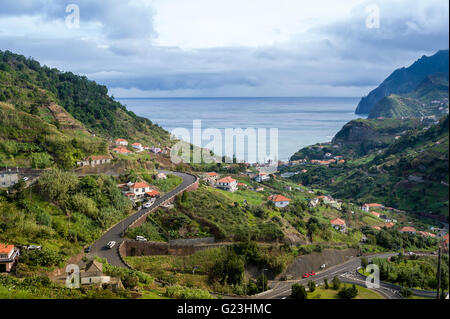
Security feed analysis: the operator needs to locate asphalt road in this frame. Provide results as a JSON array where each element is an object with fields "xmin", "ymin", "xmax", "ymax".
[
  {"xmin": 257, "ymin": 253, "xmax": 399, "ymax": 299},
  {"xmin": 88, "ymin": 170, "xmax": 197, "ymax": 267}
]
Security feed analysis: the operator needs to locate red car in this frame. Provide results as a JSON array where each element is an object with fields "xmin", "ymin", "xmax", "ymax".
[
  {"xmin": 309, "ymin": 272, "xmax": 316, "ymax": 276},
  {"xmin": 302, "ymin": 273, "xmax": 310, "ymax": 278}
]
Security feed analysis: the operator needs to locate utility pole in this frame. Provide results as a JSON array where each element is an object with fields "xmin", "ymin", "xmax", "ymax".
[{"xmin": 436, "ymin": 246, "xmax": 442, "ymax": 299}]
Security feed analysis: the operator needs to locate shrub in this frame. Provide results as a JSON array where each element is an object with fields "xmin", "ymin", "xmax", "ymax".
[
  {"xmin": 338, "ymin": 284, "xmax": 358, "ymax": 299},
  {"xmin": 400, "ymin": 287, "xmax": 413, "ymax": 298},
  {"xmin": 165, "ymin": 285, "xmax": 213, "ymax": 299},
  {"xmin": 332, "ymin": 276, "xmax": 341, "ymax": 290},
  {"xmin": 291, "ymin": 283, "xmax": 307, "ymax": 299}
]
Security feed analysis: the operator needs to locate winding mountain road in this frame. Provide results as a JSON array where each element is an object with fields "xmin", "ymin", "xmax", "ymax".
[{"xmin": 87, "ymin": 170, "xmax": 198, "ymax": 267}]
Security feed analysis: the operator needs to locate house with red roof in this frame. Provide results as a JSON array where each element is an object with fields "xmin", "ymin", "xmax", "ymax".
[
  {"xmin": 113, "ymin": 147, "xmax": 132, "ymax": 155},
  {"xmin": 119, "ymin": 181, "xmax": 160, "ymax": 201},
  {"xmin": 254, "ymin": 173, "xmax": 270, "ymax": 183},
  {"xmin": 268, "ymin": 194, "xmax": 291, "ymax": 208},
  {"xmin": 0, "ymin": 243, "xmax": 19, "ymax": 273},
  {"xmin": 370, "ymin": 211, "xmax": 381, "ymax": 218},
  {"xmin": 417, "ymin": 231, "xmax": 436, "ymax": 238},
  {"xmin": 216, "ymin": 176, "xmax": 237, "ymax": 192},
  {"xmin": 362, "ymin": 203, "xmax": 383, "ymax": 212},
  {"xmin": 330, "ymin": 218, "xmax": 347, "ymax": 232},
  {"xmin": 132, "ymin": 142, "xmax": 144, "ymax": 152},
  {"xmin": 372, "ymin": 226, "xmax": 382, "ymax": 231},
  {"xmin": 399, "ymin": 226, "xmax": 417, "ymax": 235},
  {"xmin": 115, "ymin": 138, "xmax": 128, "ymax": 146},
  {"xmin": 384, "ymin": 222, "xmax": 395, "ymax": 229}
]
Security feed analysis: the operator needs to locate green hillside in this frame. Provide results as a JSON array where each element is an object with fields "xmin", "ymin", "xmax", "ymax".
[
  {"xmin": 355, "ymin": 49, "xmax": 449, "ymax": 114},
  {"xmin": 290, "ymin": 116, "xmax": 449, "ymax": 219},
  {"xmin": 0, "ymin": 50, "xmax": 171, "ymax": 152},
  {"xmin": 369, "ymin": 72, "xmax": 449, "ymax": 119}
]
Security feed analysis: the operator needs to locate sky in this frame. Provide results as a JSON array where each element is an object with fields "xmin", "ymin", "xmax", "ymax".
[{"xmin": 0, "ymin": 0, "xmax": 448, "ymax": 97}]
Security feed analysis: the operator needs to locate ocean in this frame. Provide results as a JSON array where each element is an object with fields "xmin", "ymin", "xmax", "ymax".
[{"xmin": 117, "ymin": 97, "xmax": 363, "ymax": 162}]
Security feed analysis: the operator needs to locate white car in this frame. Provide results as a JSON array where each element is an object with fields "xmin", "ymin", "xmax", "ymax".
[
  {"xmin": 136, "ymin": 236, "xmax": 147, "ymax": 242},
  {"xmin": 106, "ymin": 241, "xmax": 116, "ymax": 249},
  {"xmin": 143, "ymin": 202, "xmax": 153, "ymax": 209},
  {"xmin": 320, "ymin": 264, "xmax": 326, "ymax": 269},
  {"xmin": 23, "ymin": 177, "xmax": 29, "ymax": 181}
]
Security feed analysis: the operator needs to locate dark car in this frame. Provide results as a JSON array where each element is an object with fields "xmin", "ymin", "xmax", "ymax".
[{"xmin": 84, "ymin": 246, "xmax": 92, "ymax": 253}]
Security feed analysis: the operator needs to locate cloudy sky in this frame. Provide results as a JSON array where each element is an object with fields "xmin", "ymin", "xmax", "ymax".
[{"xmin": 0, "ymin": 0, "xmax": 448, "ymax": 97}]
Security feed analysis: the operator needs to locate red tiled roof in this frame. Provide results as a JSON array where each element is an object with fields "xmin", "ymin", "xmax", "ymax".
[
  {"xmin": 132, "ymin": 143, "xmax": 142, "ymax": 146},
  {"xmin": 125, "ymin": 193, "xmax": 135, "ymax": 197},
  {"xmin": 113, "ymin": 147, "xmax": 131, "ymax": 153},
  {"xmin": 217, "ymin": 176, "xmax": 236, "ymax": 184},
  {"xmin": 330, "ymin": 218, "xmax": 346, "ymax": 226},
  {"xmin": 370, "ymin": 212, "xmax": 381, "ymax": 217},
  {"xmin": 372, "ymin": 226, "xmax": 382, "ymax": 230},
  {"xmin": 444, "ymin": 234, "xmax": 449, "ymax": 244},
  {"xmin": 207, "ymin": 172, "xmax": 218, "ymax": 177},
  {"xmin": 115, "ymin": 139, "xmax": 127, "ymax": 142},
  {"xmin": 0, "ymin": 244, "xmax": 14, "ymax": 254},
  {"xmin": 399, "ymin": 226, "xmax": 416, "ymax": 233},
  {"xmin": 385, "ymin": 222, "xmax": 395, "ymax": 228},
  {"xmin": 268, "ymin": 194, "xmax": 291, "ymax": 202},
  {"xmin": 146, "ymin": 190, "xmax": 160, "ymax": 197},
  {"xmin": 130, "ymin": 182, "xmax": 151, "ymax": 189}
]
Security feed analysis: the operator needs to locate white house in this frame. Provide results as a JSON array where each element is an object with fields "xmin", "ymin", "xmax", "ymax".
[
  {"xmin": 115, "ymin": 138, "xmax": 128, "ymax": 146},
  {"xmin": 330, "ymin": 218, "xmax": 347, "ymax": 232},
  {"xmin": 132, "ymin": 143, "xmax": 144, "ymax": 152},
  {"xmin": 0, "ymin": 243, "xmax": 20, "ymax": 273},
  {"xmin": 254, "ymin": 173, "xmax": 270, "ymax": 183},
  {"xmin": 119, "ymin": 181, "xmax": 160, "ymax": 201},
  {"xmin": 268, "ymin": 194, "xmax": 291, "ymax": 208},
  {"xmin": 113, "ymin": 147, "xmax": 132, "ymax": 155},
  {"xmin": 216, "ymin": 176, "xmax": 237, "ymax": 192},
  {"xmin": 0, "ymin": 171, "xmax": 19, "ymax": 188},
  {"xmin": 362, "ymin": 203, "xmax": 383, "ymax": 212},
  {"xmin": 77, "ymin": 155, "xmax": 112, "ymax": 167}
]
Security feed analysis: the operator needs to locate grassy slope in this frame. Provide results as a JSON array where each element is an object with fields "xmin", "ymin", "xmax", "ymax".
[{"xmin": 0, "ymin": 50, "xmax": 171, "ymax": 168}]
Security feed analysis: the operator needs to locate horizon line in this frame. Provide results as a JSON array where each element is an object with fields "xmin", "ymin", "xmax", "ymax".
[{"xmin": 115, "ymin": 96, "xmax": 362, "ymax": 99}]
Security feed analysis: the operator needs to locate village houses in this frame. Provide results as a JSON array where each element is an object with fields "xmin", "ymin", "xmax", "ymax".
[
  {"xmin": 0, "ymin": 243, "xmax": 20, "ymax": 273},
  {"xmin": 115, "ymin": 138, "xmax": 128, "ymax": 146},
  {"xmin": 330, "ymin": 218, "xmax": 347, "ymax": 232},
  {"xmin": 254, "ymin": 173, "xmax": 270, "ymax": 183},
  {"xmin": 118, "ymin": 181, "xmax": 160, "ymax": 201},
  {"xmin": 216, "ymin": 176, "xmax": 237, "ymax": 192},
  {"xmin": 268, "ymin": 194, "xmax": 291, "ymax": 208},
  {"xmin": 0, "ymin": 170, "xmax": 19, "ymax": 188},
  {"xmin": 362, "ymin": 203, "xmax": 383, "ymax": 212},
  {"xmin": 113, "ymin": 147, "xmax": 132, "ymax": 155},
  {"xmin": 399, "ymin": 226, "xmax": 417, "ymax": 235}
]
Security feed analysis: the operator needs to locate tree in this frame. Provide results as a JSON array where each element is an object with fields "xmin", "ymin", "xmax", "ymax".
[
  {"xmin": 400, "ymin": 287, "xmax": 412, "ymax": 298},
  {"xmin": 324, "ymin": 278, "xmax": 329, "ymax": 289},
  {"xmin": 308, "ymin": 280, "xmax": 316, "ymax": 292},
  {"xmin": 38, "ymin": 169, "xmax": 79, "ymax": 202},
  {"xmin": 291, "ymin": 283, "xmax": 307, "ymax": 299},
  {"xmin": 332, "ymin": 276, "xmax": 341, "ymax": 290},
  {"xmin": 338, "ymin": 284, "xmax": 359, "ymax": 299}
]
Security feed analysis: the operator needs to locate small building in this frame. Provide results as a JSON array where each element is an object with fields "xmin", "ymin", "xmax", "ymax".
[
  {"xmin": 268, "ymin": 194, "xmax": 291, "ymax": 208},
  {"xmin": 370, "ymin": 211, "xmax": 381, "ymax": 218},
  {"xmin": 113, "ymin": 147, "xmax": 132, "ymax": 155},
  {"xmin": 237, "ymin": 182, "xmax": 248, "ymax": 189},
  {"xmin": 384, "ymin": 222, "xmax": 395, "ymax": 229},
  {"xmin": 204, "ymin": 172, "xmax": 218, "ymax": 181},
  {"xmin": 399, "ymin": 226, "xmax": 417, "ymax": 235},
  {"xmin": 380, "ymin": 215, "xmax": 392, "ymax": 222},
  {"xmin": 254, "ymin": 173, "xmax": 270, "ymax": 183},
  {"xmin": 417, "ymin": 231, "xmax": 436, "ymax": 238},
  {"xmin": 132, "ymin": 143, "xmax": 144, "ymax": 152},
  {"xmin": 77, "ymin": 155, "xmax": 112, "ymax": 167},
  {"xmin": 0, "ymin": 243, "xmax": 20, "ymax": 273},
  {"xmin": 115, "ymin": 139, "xmax": 128, "ymax": 146},
  {"xmin": 362, "ymin": 203, "xmax": 383, "ymax": 212},
  {"xmin": 330, "ymin": 218, "xmax": 346, "ymax": 232},
  {"xmin": 0, "ymin": 171, "xmax": 19, "ymax": 188},
  {"xmin": 216, "ymin": 176, "xmax": 237, "ymax": 192},
  {"xmin": 309, "ymin": 198, "xmax": 320, "ymax": 208},
  {"xmin": 255, "ymin": 187, "xmax": 265, "ymax": 192},
  {"xmin": 119, "ymin": 181, "xmax": 159, "ymax": 201},
  {"xmin": 372, "ymin": 226, "xmax": 382, "ymax": 231}
]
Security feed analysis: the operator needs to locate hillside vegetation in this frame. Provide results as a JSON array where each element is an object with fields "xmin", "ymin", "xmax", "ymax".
[
  {"xmin": 355, "ymin": 49, "xmax": 449, "ymax": 114},
  {"xmin": 0, "ymin": 50, "xmax": 171, "ymax": 169}
]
